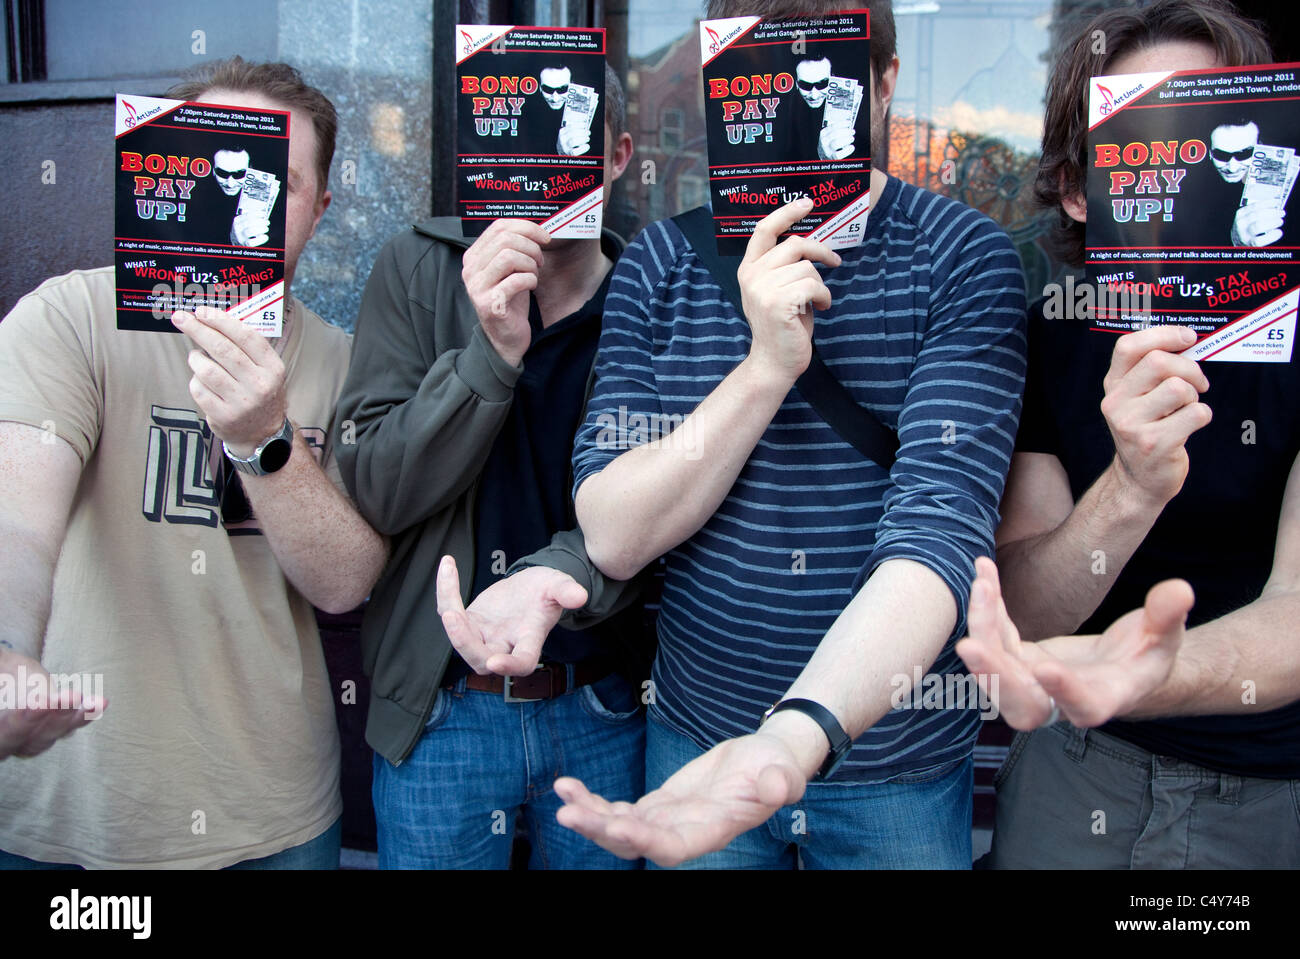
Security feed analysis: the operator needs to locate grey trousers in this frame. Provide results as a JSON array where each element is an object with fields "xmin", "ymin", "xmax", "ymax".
[{"xmin": 988, "ymin": 721, "xmax": 1300, "ymax": 869}]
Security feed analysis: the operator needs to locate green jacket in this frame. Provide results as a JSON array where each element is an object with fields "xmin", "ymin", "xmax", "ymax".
[{"xmin": 335, "ymin": 216, "xmax": 643, "ymax": 764}]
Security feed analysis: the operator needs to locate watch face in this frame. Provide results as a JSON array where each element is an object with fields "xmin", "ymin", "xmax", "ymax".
[{"xmin": 260, "ymin": 437, "xmax": 292, "ymax": 473}]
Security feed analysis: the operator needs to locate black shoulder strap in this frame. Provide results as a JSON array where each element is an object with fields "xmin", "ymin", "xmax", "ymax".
[{"xmin": 671, "ymin": 207, "xmax": 898, "ymax": 469}]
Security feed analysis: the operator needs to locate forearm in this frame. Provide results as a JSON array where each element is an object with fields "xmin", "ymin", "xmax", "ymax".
[
  {"xmin": 998, "ymin": 459, "xmax": 1164, "ymax": 641},
  {"xmin": 243, "ymin": 435, "xmax": 389, "ymax": 614},
  {"xmin": 577, "ymin": 356, "xmax": 789, "ymax": 580},
  {"xmin": 1122, "ymin": 587, "xmax": 1300, "ymax": 717},
  {"xmin": 0, "ymin": 522, "xmax": 58, "ymax": 661},
  {"xmin": 770, "ymin": 559, "xmax": 958, "ymax": 777}
]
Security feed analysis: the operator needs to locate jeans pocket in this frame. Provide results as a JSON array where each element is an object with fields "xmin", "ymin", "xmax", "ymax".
[
  {"xmin": 422, "ymin": 688, "xmax": 452, "ymax": 732},
  {"xmin": 579, "ymin": 673, "xmax": 643, "ymax": 723},
  {"xmin": 992, "ymin": 729, "xmax": 1034, "ymax": 791}
]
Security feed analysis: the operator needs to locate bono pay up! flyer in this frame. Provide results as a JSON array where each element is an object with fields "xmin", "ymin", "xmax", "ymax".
[
  {"xmin": 456, "ymin": 24, "xmax": 606, "ymax": 238},
  {"xmin": 700, "ymin": 8, "xmax": 870, "ymax": 254},
  {"xmin": 114, "ymin": 95, "xmax": 289, "ymax": 336},
  {"xmin": 1086, "ymin": 62, "xmax": 1300, "ymax": 362}
]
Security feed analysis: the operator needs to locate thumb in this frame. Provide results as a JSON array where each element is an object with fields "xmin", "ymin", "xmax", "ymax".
[
  {"xmin": 755, "ymin": 761, "xmax": 806, "ymax": 808},
  {"xmin": 1141, "ymin": 578, "xmax": 1194, "ymax": 641},
  {"xmin": 548, "ymin": 576, "xmax": 589, "ymax": 611}
]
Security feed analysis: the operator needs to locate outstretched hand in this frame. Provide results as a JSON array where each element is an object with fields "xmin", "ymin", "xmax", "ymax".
[
  {"xmin": 435, "ymin": 555, "xmax": 588, "ymax": 676},
  {"xmin": 956, "ymin": 556, "xmax": 1194, "ymax": 729},
  {"xmin": 1, "ymin": 648, "xmax": 106, "ymax": 760},
  {"xmin": 555, "ymin": 725, "xmax": 808, "ymax": 867}
]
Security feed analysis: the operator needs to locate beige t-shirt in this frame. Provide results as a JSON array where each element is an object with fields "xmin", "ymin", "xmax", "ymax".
[{"xmin": 0, "ymin": 267, "xmax": 349, "ymax": 868}]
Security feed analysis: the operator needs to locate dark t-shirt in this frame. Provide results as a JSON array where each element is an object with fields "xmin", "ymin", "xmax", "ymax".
[
  {"xmin": 1017, "ymin": 294, "xmax": 1300, "ymax": 778},
  {"xmin": 443, "ymin": 245, "xmax": 617, "ymax": 682}
]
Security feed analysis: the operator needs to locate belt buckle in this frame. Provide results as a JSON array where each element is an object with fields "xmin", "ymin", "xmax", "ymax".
[{"xmin": 502, "ymin": 668, "xmax": 547, "ymax": 704}]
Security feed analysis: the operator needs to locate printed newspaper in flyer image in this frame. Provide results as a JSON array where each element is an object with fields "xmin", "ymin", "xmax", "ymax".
[
  {"xmin": 700, "ymin": 9, "xmax": 870, "ymax": 255},
  {"xmin": 113, "ymin": 94, "xmax": 289, "ymax": 336},
  {"xmin": 1085, "ymin": 62, "xmax": 1300, "ymax": 362},
  {"xmin": 456, "ymin": 24, "xmax": 606, "ymax": 238}
]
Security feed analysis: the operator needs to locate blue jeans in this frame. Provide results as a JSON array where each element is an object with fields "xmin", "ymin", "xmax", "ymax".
[
  {"xmin": 372, "ymin": 670, "xmax": 646, "ymax": 869},
  {"xmin": 645, "ymin": 708, "xmax": 973, "ymax": 869},
  {"xmin": 0, "ymin": 817, "xmax": 341, "ymax": 869}
]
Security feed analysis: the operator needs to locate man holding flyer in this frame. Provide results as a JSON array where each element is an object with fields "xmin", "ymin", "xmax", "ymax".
[
  {"xmin": 0, "ymin": 58, "xmax": 387, "ymax": 868},
  {"xmin": 977, "ymin": 0, "xmax": 1300, "ymax": 868},
  {"xmin": 541, "ymin": 0, "xmax": 1027, "ymax": 869},
  {"xmin": 336, "ymin": 63, "xmax": 643, "ymax": 869}
]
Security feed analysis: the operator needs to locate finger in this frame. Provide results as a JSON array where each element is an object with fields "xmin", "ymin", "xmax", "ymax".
[
  {"xmin": 786, "ymin": 276, "xmax": 833, "ymax": 313},
  {"xmin": 188, "ymin": 373, "xmax": 224, "ymax": 415},
  {"xmin": 173, "ymin": 306, "xmax": 266, "ymax": 375},
  {"xmin": 469, "ymin": 220, "xmax": 551, "ymax": 265},
  {"xmin": 489, "ymin": 271, "xmax": 540, "ymax": 308},
  {"xmin": 759, "ymin": 235, "xmax": 842, "ymax": 271},
  {"xmin": 188, "ymin": 349, "xmax": 239, "ymax": 401},
  {"xmin": 1112, "ymin": 349, "xmax": 1209, "ymax": 400},
  {"xmin": 435, "ymin": 556, "xmax": 492, "ymax": 674},
  {"xmin": 469, "ymin": 249, "xmax": 542, "ymax": 296},
  {"xmin": 1148, "ymin": 401, "xmax": 1213, "ymax": 449},
  {"xmin": 1124, "ymin": 375, "xmax": 1202, "ymax": 424},
  {"xmin": 554, "ymin": 803, "xmax": 648, "ymax": 860},
  {"xmin": 554, "ymin": 776, "xmax": 618, "ymax": 815},
  {"xmin": 1108, "ymin": 327, "xmax": 1199, "ymax": 382},
  {"xmin": 485, "ymin": 638, "xmax": 542, "ymax": 676},
  {"xmin": 742, "ymin": 197, "xmax": 816, "ymax": 265}
]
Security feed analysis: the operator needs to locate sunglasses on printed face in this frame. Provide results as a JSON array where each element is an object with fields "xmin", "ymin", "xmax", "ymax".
[
  {"xmin": 797, "ymin": 78, "xmax": 830, "ymax": 91},
  {"xmin": 215, "ymin": 167, "xmax": 248, "ymax": 179},
  {"xmin": 541, "ymin": 83, "xmax": 569, "ymax": 96},
  {"xmin": 1211, "ymin": 146, "xmax": 1254, "ymax": 163}
]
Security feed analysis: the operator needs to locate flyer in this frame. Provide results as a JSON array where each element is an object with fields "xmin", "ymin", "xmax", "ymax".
[
  {"xmin": 113, "ymin": 95, "xmax": 289, "ymax": 336},
  {"xmin": 456, "ymin": 24, "xmax": 606, "ymax": 238},
  {"xmin": 1085, "ymin": 62, "xmax": 1300, "ymax": 362},
  {"xmin": 700, "ymin": 9, "xmax": 871, "ymax": 255}
]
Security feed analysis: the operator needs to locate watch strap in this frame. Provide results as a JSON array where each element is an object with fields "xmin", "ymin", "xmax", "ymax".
[{"xmin": 762, "ymin": 698, "xmax": 852, "ymax": 780}]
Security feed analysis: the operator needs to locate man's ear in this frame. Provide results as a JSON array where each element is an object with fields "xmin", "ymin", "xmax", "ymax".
[
  {"xmin": 1059, "ymin": 171, "xmax": 1086, "ymax": 223},
  {"xmin": 608, "ymin": 131, "xmax": 634, "ymax": 182},
  {"xmin": 310, "ymin": 189, "xmax": 332, "ymax": 240},
  {"xmin": 877, "ymin": 55, "xmax": 900, "ymax": 114}
]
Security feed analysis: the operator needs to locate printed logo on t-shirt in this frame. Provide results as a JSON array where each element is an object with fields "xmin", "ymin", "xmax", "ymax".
[{"xmin": 140, "ymin": 404, "xmax": 324, "ymax": 532}]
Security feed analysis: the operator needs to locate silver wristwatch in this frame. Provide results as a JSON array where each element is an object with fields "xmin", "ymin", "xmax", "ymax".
[{"xmin": 223, "ymin": 417, "xmax": 294, "ymax": 475}]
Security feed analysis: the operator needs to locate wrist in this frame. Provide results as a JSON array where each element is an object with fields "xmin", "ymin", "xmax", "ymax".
[
  {"xmin": 756, "ymin": 708, "xmax": 830, "ymax": 780},
  {"xmin": 737, "ymin": 351, "xmax": 800, "ymax": 398},
  {"xmin": 1103, "ymin": 455, "xmax": 1171, "ymax": 516}
]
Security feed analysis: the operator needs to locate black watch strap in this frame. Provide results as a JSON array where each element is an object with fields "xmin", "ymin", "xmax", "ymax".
[{"xmin": 762, "ymin": 698, "xmax": 852, "ymax": 780}]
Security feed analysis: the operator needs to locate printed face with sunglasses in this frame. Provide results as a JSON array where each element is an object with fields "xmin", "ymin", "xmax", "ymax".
[
  {"xmin": 212, "ymin": 147, "xmax": 251, "ymax": 196},
  {"xmin": 539, "ymin": 66, "xmax": 572, "ymax": 111},
  {"xmin": 1209, "ymin": 121, "xmax": 1260, "ymax": 184},
  {"xmin": 795, "ymin": 58, "xmax": 832, "ymax": 109}
]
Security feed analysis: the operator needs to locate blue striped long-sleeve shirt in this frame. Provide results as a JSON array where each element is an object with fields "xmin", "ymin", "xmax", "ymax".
[{"xmin": 573, "ymin": 176, "xmax": 1027, "ymax": 781}]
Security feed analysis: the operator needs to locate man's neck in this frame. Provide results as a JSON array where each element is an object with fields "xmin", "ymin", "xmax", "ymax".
[
  {"xmin": 864, "ymin": 168, "xmax": 888, "ymax": 222},
  {"xmin": 534, "ymin": 237, "xmax": 611, "ymax": 328}
]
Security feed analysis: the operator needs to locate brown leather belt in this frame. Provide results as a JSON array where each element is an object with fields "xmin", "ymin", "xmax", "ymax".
[{"xmin": 453, "ymin": 661, "xmax": 611, "ymax": 702}]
